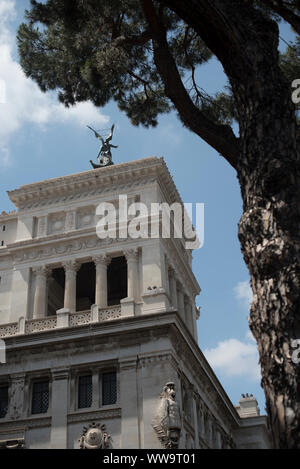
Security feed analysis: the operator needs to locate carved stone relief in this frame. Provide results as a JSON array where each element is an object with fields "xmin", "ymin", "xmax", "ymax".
[
  {"xmin": 79, "ymin": 422, "xmax": 111, "ymax": 449},
  {"xmin": 9, "ymin": 376, "xmax": 25, "ymax": 420},
  {"xmin": 152, "ymin": 382, "xmax": 182, "ymax": 449},
  {"xmin": 48, "ymin": 213, "xmax": 66, "ymax": 235}
]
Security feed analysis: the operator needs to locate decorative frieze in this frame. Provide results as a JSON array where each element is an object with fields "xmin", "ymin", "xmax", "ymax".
[
  {"xmin": 68, "ymin": 408, "xmax": 121, "ymax": 424},
  {"xmin": 25, "ymin": 316, "xmax": 57, "ymax": 334},
  {"xmin": 69, "ymin": 311, "xmax": 92, "ymax": 327},
  {"xmin": 0, "ymin": 322, "xmax": 18, "ymax": 338},
  {"xmin": 48, "ymin": 213, "xmax": 66, "ymax": 235},
  {"xmin": 99, "ymin": 306, "xmax": 121, "ymax": 322},
  {"xmin": 0, "ymin": 307, "xmax": 122, "ymax": 338}
]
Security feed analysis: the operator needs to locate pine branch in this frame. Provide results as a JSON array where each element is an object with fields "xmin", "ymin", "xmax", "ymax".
[{"xmin": 141, "ymin": 0, "xmax": 239, "ymax": 168}]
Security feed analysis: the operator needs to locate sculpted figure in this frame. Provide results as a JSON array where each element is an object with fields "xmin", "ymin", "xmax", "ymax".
[
  {"xmin": 152, "ymin": 382, "xmax": 182, "ymax": 448},
  {"xmin": 88, "ymin": 124, "xmax": 118, "ymax": 168}
]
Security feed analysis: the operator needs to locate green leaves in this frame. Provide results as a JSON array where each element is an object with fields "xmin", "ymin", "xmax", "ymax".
[{"xmin": 17, "ymin": 0, "xmax": 212, "ymax": 126}]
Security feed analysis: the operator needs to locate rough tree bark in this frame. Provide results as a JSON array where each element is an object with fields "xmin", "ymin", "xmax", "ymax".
[{"xmin": 155, "ymin": 0, "xmax": 300, "ymax": 448}]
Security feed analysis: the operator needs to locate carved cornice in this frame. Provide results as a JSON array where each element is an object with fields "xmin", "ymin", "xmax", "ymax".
[
  {"xmin": 139, "ymin": 352, "xmax": 179, "ymax": 370},
  {"xmin": 8, "ymin": 157, "xmax": 177, "ymax": 210},
  {"xmin": 10, "ymin": 234, "xmax": 130, "ymax": 264},
  {"xmin": 0, "ymin": 416, "xmax": 51, "ymax": 430},
  {"xmin": 67, "ymin": 408, "xmax": 121, "ymax": 424}
]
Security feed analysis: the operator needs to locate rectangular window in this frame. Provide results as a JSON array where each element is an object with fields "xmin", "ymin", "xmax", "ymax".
[
  {"xmin": 31, "ymin": 381, "xmax": 49, "ymax": 415},
  {"xmin": 2, "ymin": 226, "xmax": 5, "ymax": 232},
  {"xmin": 102, "ymin": 371, "xmax": 117, "ymax": 405},
  {"xmin": 0, "ymin": 385, "xmax": 8, "ymax": 418},
  {"xmin": 78, "ymin": 375, "xmax": 92, "ymax": 409}
]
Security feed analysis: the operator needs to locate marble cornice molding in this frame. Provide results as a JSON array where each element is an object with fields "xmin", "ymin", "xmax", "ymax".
[
  {"xmin": 10, "ymin": 232, "xmax": 144, "ymax": 265},
  {"xmin": 0, "ymin": 416, "xmax": 51, "ymax": 430},
  {"xmin": 51, "ymin": 367, "xmax": 70, "ymax": 381},
  {"xmin": 8, "ymin": 157, "xmax": 181, "ymax": 210},
  {"xmin": 138, "ymin": 351, "xmax": 179, "ymax": 370},
  {"xmin": 67, "ymin": 407, "xmax": 121, "ymax": 424},
  {"xmin": 119, "ymin": 356, "xmax": 138, "ymax": 371}
]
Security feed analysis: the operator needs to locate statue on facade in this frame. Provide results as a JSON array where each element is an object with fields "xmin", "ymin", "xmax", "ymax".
[
  {"xmin": 152, "ymin": 382, "xmax": 182, "ymax": 449},
  {"xmin": 88, "ymin": 124, "xmax": 118, "ymax": 169},
  {"xmin": 79, "ymin": 422, "xmax": 111, "ymax": 449}
]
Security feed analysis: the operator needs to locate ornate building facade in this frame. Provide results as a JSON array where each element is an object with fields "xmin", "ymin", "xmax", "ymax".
[{"xmin": 0, "ymin": 157, "xmax": 271, "ymax": 449}]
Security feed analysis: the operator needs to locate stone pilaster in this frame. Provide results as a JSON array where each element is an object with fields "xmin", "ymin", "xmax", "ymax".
[
  {"xmin": 184, "ymin": 298, "xmax": 194, "ymax": 337},
  {"xmin": 32, "ymin": 266, "xmax": 49, "ymax": 319},
  {"xmin": 93, "ymin": 254, "xmax": 111, "ymax": 308},
  {"xmin": 65, "ymin": 210, "xmax": 76, "ymax": 232},
  {"xmin": 119, "ymin": 356, "xmax": 140, "ymax": 448},
  {"xmin": 168, "ymin": 268, "xmax": 178, "ymax": 309},
  {"xmin": 9, "ymin": 374, "xmax": 25, "ymax": 420},
  {"xmin": 62, "ymin": 260, "xmax": 79, "ymax": 313},
  {"xmin": 50, "ymin": 368, "xmax": 69, "ymax": 449},
  {"xmin": 37, "ymin": 215, "xmax": 48, "ymax": 237}
]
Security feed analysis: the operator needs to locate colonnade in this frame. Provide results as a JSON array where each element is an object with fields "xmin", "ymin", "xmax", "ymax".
[{"xmin": 32, "ymin": 249, "xmax": 139, "ymax": 319}]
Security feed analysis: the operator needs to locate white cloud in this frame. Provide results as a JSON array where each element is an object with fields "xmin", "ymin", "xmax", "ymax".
[
  {"xmin": 234, "ymin": 280, "xmax": 253, "ymax": 308},
  {"xmin": 204, "ymin": 336, "xmax": 260, "ymax": 381},
  {"xmin": 0, "ymin": 0, "xmax": 109, "ymax": 166}
]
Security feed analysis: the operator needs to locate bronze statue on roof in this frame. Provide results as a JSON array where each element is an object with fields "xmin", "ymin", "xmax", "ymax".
[{"xmin": 88, "ymin": 124, "xmax": 118, "ymax": 168}]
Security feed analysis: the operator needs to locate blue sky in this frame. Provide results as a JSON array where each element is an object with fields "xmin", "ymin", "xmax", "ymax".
[{"xmin": 0, "ymin": 0, "xmax": 296, "ymax": 412}]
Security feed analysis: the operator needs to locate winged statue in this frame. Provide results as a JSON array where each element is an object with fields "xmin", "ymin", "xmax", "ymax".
[{"xmin": 87, "ymin": 124, "xmax": 118, "ymax": 168}]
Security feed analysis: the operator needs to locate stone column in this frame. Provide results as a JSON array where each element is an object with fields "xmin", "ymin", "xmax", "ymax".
[
  {"xmin": 93, "ymin": 255, "xmax": 111, "ymax": 308},
  {"xmin": 32, "ymin": 266, "xmax": 49, "ymax": 319},
  {"xmin": 124, "ymin": 249, "xmax": 139, "ymax": 300},
  {"xmin": 168, "ymin": 268, "xmax": 178, "ymax": 309},
  {"xmin": 50, "ymin": 368, "xmax": 69, "ymax": 449},
  {"xmin": 63, "ymin": 260, "xmax": 79, "ymax": 313}
]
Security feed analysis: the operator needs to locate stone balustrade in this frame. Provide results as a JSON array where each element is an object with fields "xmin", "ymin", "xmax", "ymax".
[{"xmin": 0, "ymin": 305, "xmax": 122, "ymax": 339}]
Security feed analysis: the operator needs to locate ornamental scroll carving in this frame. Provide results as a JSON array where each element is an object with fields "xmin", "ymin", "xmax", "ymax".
[
  {"xmin": 79, "ymin": 422, "xmax": 111, "ymax": 449},
  {"xmin": 152, "ymin": 382, "xmax": 182, "ymax": 449}
]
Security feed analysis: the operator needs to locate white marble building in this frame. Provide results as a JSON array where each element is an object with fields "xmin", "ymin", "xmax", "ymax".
[{"xmin": 0, "ymin": 157, "xmax": 271, "ymax": 449}]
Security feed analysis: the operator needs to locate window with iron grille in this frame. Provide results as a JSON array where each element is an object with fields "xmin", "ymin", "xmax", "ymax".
[
  {"xmin": 0, "ymin": 385, "xmax": 8, "ymax": 418},
  {"xmin": 102, "ymin": 371, "xmax": 117, "ymax": 405},
  {"xmin": 31, "ymin": 380, "xmax": 49, "ymax": 415},
  {"xmin": 78, "ymin": 375, "xmax": 92, "ymax": 409}
]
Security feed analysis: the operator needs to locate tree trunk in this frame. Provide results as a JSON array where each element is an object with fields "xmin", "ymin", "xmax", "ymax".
[
  {"xmin": 235, "ymin": 43, "xmax": 300, "ymax": 451},
  {"xmin": 158, "ymin": 0, "xmax": 300, "ymax": 448}
]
